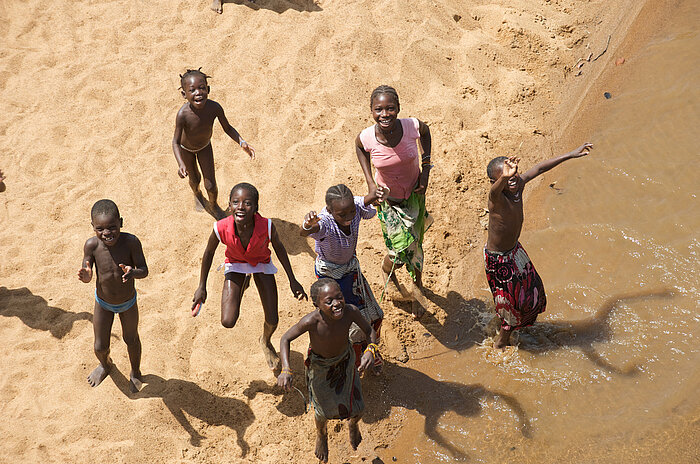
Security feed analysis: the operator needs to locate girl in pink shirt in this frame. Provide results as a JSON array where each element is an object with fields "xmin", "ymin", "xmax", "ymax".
[{"xmin": 355, "ymin": 85, "xmax": 433, "ymax": 319}]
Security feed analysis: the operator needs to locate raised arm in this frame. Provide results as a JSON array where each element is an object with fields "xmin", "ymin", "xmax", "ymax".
[
  {"xmin": 521, "ymin": 143, "xmax": 593, "ymax": 183},
  {"xmin": 172, "ymin": 110, "xmax": 188, "ymax": 178},
  {"xmin": 414, "ymin": 120, "xmax": 432, "ymax": 194},
  {"xmin": 77, "ymin": 238, "xmax": 97, "ymax": 283},
  {"xmin": 355, "ymin": 134, "xmax": 377, "ymax": 197},
  {"xmin": 270, "ymin": 222, "xmax": 308, "ymax": 300},
  {"xmin": 192, "ymin": 230, "xmax": 220, "ymax": 310},
  {"xmin": 120, "ymin": 236, "xmax": 149, "ymax": 282},
  {"xmin": 300, "ymin": 210, "xmax": 321, "ymax": 237},
  {"xmin": 489, "ymin": 156, "xmax": 519, "ymax": 203},
  {"xmin": 277, "ymin": 315, "xmax": 314, "ymax": 391},
  {"xmin": 217, "ymin": 104, "xmax": 255, "ymax": 159}
]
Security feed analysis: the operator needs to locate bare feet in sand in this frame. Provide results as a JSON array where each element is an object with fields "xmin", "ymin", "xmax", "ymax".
[
  {"xmin": 411, "ymin": 299, "xmax": 426, "ymax": 320},
  {"xmin": 87, "ymin": 359, "xmax": 112, "ymax": 387},
  {"xmin": 130, "ymin": 370, "xmax": 144, "ymax": 393},
  {"xmin": 493, "ymin": 328, "xmax": 512, "ymax": 349},
  {"xmin": 315, "ymin": 429, "xmax": 329, "ymax": 462},
  {"xmin": 260, "ymin": 335, "xmax": 280, "ymax": 370},
  {"xmin": 210, "ymin": 0, "xmax": 222, "ymax": 13},
  {"xmin": 349, "ymin": 418, "xmax": 362, "ymax": 450}
]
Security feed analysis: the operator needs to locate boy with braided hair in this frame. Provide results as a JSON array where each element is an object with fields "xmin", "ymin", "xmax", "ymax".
[
  {"xmin": 277, "ymin": 278, "xmax": 378, "ymax": 463},
  {"xmin": 172, "ymin": 68, "xmax": 256, "ymax": 219}
]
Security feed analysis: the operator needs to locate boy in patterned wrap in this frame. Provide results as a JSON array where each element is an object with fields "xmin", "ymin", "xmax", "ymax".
[
  {"xmin": 485, "ymin": 143, "xmax": 593, "ymax": 348},
  {"xmin": 277, "ymin": 278, "xmax": 379, "ymax": 463}
]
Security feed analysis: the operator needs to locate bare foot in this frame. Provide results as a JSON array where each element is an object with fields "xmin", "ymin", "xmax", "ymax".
[
  {"xmin": 315, "ymin": 430, "xmax": 329, "ymax": 462},
  {"xmin": 210, "ymin": 0, "xmax": 222, "ymax": 13},
  {"xmin": 211, "ymin": 203, "xmax": 226, "ymax": 220},
  {"xmin": 87, "ymin": 359, "xmax": 112, "ymax": 387},
  {"xmin": 494, "ymin": 328, "xmax": 512, "ymax": 349},
  {"xmin": 349, "ymin": 419, "xmax": 362, "ymax": 450},
  {"xmin": 411, "ymin": 299, "xmax": 426, "ymax": 320},
  {"xmin": 260, "ymin": 336, "xmax": 280, "ymax": 370},
  {"xmin": 130, "ymin": 371, "xmax": 143, "ymax": 393}
]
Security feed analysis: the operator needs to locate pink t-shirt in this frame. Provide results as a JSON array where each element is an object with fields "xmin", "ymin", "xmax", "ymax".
[{"xmin": 359, "ymin": 118, "xmax": 421, "ymax": 200}]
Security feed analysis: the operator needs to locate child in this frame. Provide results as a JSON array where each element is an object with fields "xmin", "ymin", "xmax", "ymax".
[
  {"xmin": 78, "ymin": 199, "xmax": 148, "ymax": 392},
  {"xmin": 485, "ymin": 143, "xmax": 593, "ymax": 348},
  {"xmin": 172, "ymin": 68, "xmax": 256, "ymax": 220},
  {"xmin": 277, "ymin": 278, "xmax": 379, "ymax": 463},
  {"xmin": 355, "ymin": 85, "xmax": 433, "ymax": 319},
  {"xmin": 301, "ymin": 184, "xmax": 387, "ymax": 370},
  {"xmin": 192, "ymin": 182, "xmax": 307, "ymax": 369}
]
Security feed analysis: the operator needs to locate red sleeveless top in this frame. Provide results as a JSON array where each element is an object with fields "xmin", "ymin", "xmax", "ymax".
[{"xmin": 215, "ymin": 213, "xmax": 272, "ymax": 265}]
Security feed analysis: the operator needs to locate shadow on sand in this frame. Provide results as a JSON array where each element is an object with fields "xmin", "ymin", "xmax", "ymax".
[
  {"xmin": 272, "ymin": 218, "xmax": 316, "ymax": 259},
  {"xmin": 243, "ymin": 350, "xmax": 308, "ymax": 417},
  {"xmin": 0, "ymin": 286, "xmax": 92, "ymax": 338},
  {"xmin": 218, "ymin": 0, "xmax": 322, "ymax": 14},
  {"xmin": 516, "ymin": 288, "xmax": 673, "ymax": 375},
  {"xmin": 109, "ymin": 369, "xmax": 256, "ymax": 456},
  {"xmin": 363, "ymin": 361, "xmax": 531, "ymax": 461}
]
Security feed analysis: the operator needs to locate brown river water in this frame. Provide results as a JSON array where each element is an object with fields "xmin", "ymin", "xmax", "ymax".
[{"xmin": 380, "ymin": 2, "xmax": 699, "ymax": 462}]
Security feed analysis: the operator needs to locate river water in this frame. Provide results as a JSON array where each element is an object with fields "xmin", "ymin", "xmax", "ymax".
[{"xmin": 381, "ymin": 2, "xmax": 699, "ymax": 462}]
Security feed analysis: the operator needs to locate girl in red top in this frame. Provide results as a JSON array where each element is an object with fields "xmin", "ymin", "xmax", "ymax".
[{"xmin": 193, "ymin": 182, "xmax": 307, "ymax": 369}]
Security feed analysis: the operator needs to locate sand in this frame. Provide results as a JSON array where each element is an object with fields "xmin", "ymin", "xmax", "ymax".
[{"xmin": 0, "ymin": 0, "xmax": 650, "ymax": 462}]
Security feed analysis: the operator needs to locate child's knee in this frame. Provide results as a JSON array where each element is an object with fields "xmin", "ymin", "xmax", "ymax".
[
  {"xmin": 203, "ymin": 178, "xmax": 217, "ymax": 193},
  {"xmin": 221, "ymin": 313, "xmax": 239, "ymax": 328},
  {"xmin": 94, "ymin": 341, "xmax": 110, "ymax": 355},
  {"xmin": 123, "ymin": 333, "xmax": 141, "ymax": 347}
]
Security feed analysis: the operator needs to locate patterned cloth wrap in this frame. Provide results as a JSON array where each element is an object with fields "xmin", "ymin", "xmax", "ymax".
[
  {"xmin": 314, "ymin": 256, "xmax": 383, "ymax": 344},
  {"xmin": 305, "ymin": 343, "xmax": 364, "ymax": 421},
  {"xmin": 484, "ymin": 242, "xmax": 547, "ymax": 330},
  {"xmin": 377, "ymin": 191, "xmax": 427, "ymax": 280}
]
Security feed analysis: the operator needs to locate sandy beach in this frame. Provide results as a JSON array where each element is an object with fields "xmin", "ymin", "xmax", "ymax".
[{"xmin": 2, "ymin": 0, "xmax": 696, "ymax": 462}]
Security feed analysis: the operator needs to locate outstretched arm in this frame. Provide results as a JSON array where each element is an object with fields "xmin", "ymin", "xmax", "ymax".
[
  {"xmin": 277, "ymin": 316, "xmax": 313, "ymax": 391},
  {"xmin": 172, "ymin": 111, "xmax": 188, "ymax": 178},
  {"xmin": 414, "ymin": 120, "xmax": 432, "ymax": 194},
  {"xmin": 192, "ymin": 231, "xmax": 220, "ymax": 310},
  {"xmin": 520, "ymin": 143, "xmax": 593, "ymax": 183},
  {"xmin": 270, "ymin": 222, "xmax": 307, "ymax": 300},
  {"xmin": 355, "ymin": 135, "xmax": 377, "ymax": 197},
  {"xmin": 217, "ymin": 104, "xmax": 256, "ymax": 159}
]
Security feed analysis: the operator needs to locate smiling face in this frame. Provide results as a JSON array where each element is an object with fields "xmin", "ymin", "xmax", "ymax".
[
  {"xmin": 371, "ymin": 93, "xmax": 400, "ymax": 132},
  {"xmin": 328, "ymin": 198, "xmax": 356, "ymax": 227},
  {"xmin": 316, "ymin": 282, "xmax": 345, "ymax": 320},
  {"xmin": 181, "ymin": 74, "xmax": 209, "ymax": 110},
  {"xmin": 92, "ymin": 213, "xmax": 122, "ymax": 247},
  {"xmin": 229, "ymin": 188, "xmax": 257, "ymax": 226}
]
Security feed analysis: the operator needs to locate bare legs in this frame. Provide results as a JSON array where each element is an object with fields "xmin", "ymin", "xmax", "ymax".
[
  {"xmin": 180, "ymin": 145, "xmax": 225, "ymax": 220},
  {"xmin": 221, "ymin": 272, "xmax": 280, "ymax": 369},
  {"xmin": 382, "ymin": 254, "xmax": 425, "ymax": 319},
  {"xmin": 89, "ymin": 301, "xmax": 142, "ymax": 392},
  {"xmin": 494, "ymin": 326, "xmax": 513, "ymax": 349},
  {"xmin": 313, "ymin": 416, "xmax": 362, "ymax": 463}
]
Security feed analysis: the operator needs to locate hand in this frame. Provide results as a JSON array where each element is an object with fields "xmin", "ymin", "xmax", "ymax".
[
  {"xmin": 375, "ymin": 184, "xmax": 389, "ymax": 202},
  {"xmin": 77, "ymin": 260, "xmax": 92, "ymax": 283},
  {"xmin": 241, "ymin": 141, "xmax": 256, "ymax": 160},
  {"xmin": 192, "ymin": 287, "xmax": 207, "ymax": 312},
  {"xmin": 303, "ymin": 211, "xmax": 321, "ymax": 230},
  {"xmin": 119, "ymin": 264, "xmax": 135, "ymax": 282},
  {"xmin": 358, "ymin": 350, "xmax": 374, "ymax": 374},
  {"xmin": 290, "ymin": 280, "xmax": 308, "ymax": 301},
  {"xmin": 277, "ymin": 371, "xmax": 293, "ymax": 391},
  {"xmin": 178, "ymin": 164, "xmax": 188, "ymax": 178},
  {"xmin": 570, "ymin": 142, "xmax": 593, "ymax": 158},
  {"xmin": 501, "ymin": 156, "xmax": 519, "ymax": 178},
  {"xmin": 413, "ymin": 168, "xmax": 430, "ymax": 194}
]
